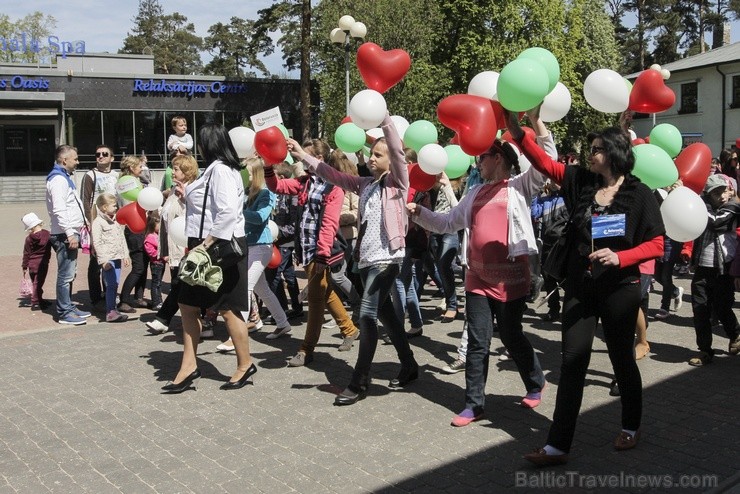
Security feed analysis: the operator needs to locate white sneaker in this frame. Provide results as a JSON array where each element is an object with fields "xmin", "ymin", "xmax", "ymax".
[
  {"xmin": 498, "ymin": 349, "xmax": 511, "ymax": 361},
  {"xmin": 247, "ymin": 318, "xmax": 264, "ymax": 333},
  {"xmin": 672, "ymin": 286, "xmax": 684, "ymax": 311},
  {"xmin": 266, "ymin": 326, "xmax": 292, "ymax": 340},
  {"xmin": 322, "ymin": 321, "xmax": 337, "ymax": 329},
  {"xmin": 146, "ymin": 318, "xmax": 168, "ymax": 334},
  {"xmin": 216, "ymin": 341, "xmax": 235, "ymax": 352}
]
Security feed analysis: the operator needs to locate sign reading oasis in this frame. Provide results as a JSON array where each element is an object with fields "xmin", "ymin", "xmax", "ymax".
[
  {"xmin": 0, "ymin": 33, "xmax": 85, "ymax": 58},
  {"xmin": 133, "ymin": 79, "xmax": 248, "ymax": 98}
]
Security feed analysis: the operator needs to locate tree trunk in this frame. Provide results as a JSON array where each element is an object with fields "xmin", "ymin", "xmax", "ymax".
[{"xmin": 300, "ymin": 0, "xmax": 312, "ymax": 142}]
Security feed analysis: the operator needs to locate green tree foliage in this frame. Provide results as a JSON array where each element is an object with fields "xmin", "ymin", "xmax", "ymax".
[
  {"xmin": 203, "ymin": 17, "xmax": 268, "ymax": 77},
  {"xmin": 0, "ymin": 11, "xmax": 57, "ymax": 63},
  {"xmin": 119, "ymin": 0, "xmax": 202, "ymax": 74}
]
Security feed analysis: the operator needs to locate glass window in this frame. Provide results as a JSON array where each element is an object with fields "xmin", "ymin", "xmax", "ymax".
[
  {"xmin": 65, "ymin": 110, "xmax": 102, "ymax": 167},
  {"xmin": 103, "ymin": 111, "xmax": 135, "ymax": 159},
  {"xmin": 134, "ymin": 111, "xmax": 166, "ymax": 169},
  {"xmin": 732, "ymin": 75, "xmax": 740, "ymax": 109},
  {"xmin": 679, "ymin": 82, "xmax": 698, "ymax": 114}
]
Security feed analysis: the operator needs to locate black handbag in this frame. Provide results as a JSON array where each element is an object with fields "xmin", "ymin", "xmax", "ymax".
[
  {"xmin": 541, "ymin": 202, "xmax": 575, "ymax": 282},
  {"xmin": 198, "ymin": 168, "xmax": 246, "ymax": 269}
]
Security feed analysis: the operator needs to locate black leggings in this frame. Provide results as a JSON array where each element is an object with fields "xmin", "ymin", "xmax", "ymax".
[{"xmin": 547, "ymin": 275, "xmax": 642, "ymax": 453}]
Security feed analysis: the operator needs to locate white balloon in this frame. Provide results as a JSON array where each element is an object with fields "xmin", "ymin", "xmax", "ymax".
[
  {"xmin": 366, "ymin": 127, "xmax": 384, "ymax": 142},
  {"xmin": 267, "ymin": 220, "xmax": 279, "ymax": 243},
  {"xmin": 650, "ymin": 63, "xmax": 662, "ymax": 72},
  {"xmin": 656, "ymin": 188, "xmax": 668, "ymax": 200},
  {"xmin": 418, "ymin": 143, "xmax": 448, "ymax": 175},
  {"xmin": 348, "ymin": 89, "xmax": 387, "ymax": 130},
  {"xmin": 467, "ymin": 71, "xmax": 500, "ymax": 101},
  {"xmin": 660, "ymin": 186, "xmax": 709, "ymax": 242},
  {"xmin": 169, "ymin": 216, "xmax": 188, "ymax": 247},
  {"xmin": 345, "ymin": 152, "xmax": 359, "ymax": 166},
  {"xmin": 540, "ymin": 82, "xmax": 572, "ymax": 122},
  {"xmin": 661, "ymin": 68, "xmax": 671, "ymax": 80},
  {"xmin": 136, "ymin": 186, "xmax": 164, "ymax": 211},
  {"xmin": 229, "ymin": 127, "xmax": 256, "ymax": 159},
  {"xmin": 583, "ymin": 69, "xmax": 630, "ymax": 113},
  {"xmin": 390, "ymin": 115, "xmax": 409, "ymax": 140}
]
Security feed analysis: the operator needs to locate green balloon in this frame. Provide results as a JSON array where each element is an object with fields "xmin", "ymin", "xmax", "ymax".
[
  {"xmin": 276, "ymin": 124, "xmax": 290, "ymax": 139},
  {"xmin": 335, "ymin": 123, "xmax": 366, "ymax": 153},
  {"xmin": 404, "ymin": 120, "xmax": 438, "ymax": 153},
  {"xmin": 632, "ymin": 144, "xmax": 679, "ymax": 189},
  {"xmin": 362, "ymin": 145, "xmax": 371, "ymax": 158},
  {"xmin": 649, "ymin": 123, "xmax": 683, "ymax": 158},
  {"xmin": 240, "ymin": 167, "xmax": 251, "ymax": 189},
  {"xmin": 444, "ymin": 145, "xmax": 472, "ymax": 179},
  {"xmin": 116, "ymin": 175, "xmax": 142, "ymax": 202},
  {"xmin": 497, "ymin": 58, "xmax": 550, "ymax": 112},
  {"xmin": 624, "ymin": 78, "xmax": 633, "ymax": 93},
  {"xmin": 518, "ymin": 47, "xmax": 560, "ymax": 93}
]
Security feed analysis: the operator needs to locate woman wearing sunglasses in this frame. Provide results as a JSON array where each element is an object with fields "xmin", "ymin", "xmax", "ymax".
[{"xmin": 507, "ymin": 109, "xmax": 665, "ymax": 466}]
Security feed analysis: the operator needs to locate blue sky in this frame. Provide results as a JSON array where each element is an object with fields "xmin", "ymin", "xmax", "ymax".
[
  {"xmin": 3, "ymin": 0, "xmax": 295, "ymax": 76},
  {"xmin": 4, "ymin": 2, "xmax": 739, "ymax": 76}
]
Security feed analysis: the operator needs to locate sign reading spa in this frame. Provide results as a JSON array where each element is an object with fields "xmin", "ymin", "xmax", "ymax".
[{"xmin": 0, "ymin": 32, "xmax": 85, "ymax": 58}]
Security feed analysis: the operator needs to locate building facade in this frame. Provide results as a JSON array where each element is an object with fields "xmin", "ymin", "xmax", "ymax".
[
  {"xmin": 0, "ymin": 53, "xmax": 315, "ymax": 175},
  {"xmin": 630, "ymin": 42, "xmax": 740, "ymax": 156}
]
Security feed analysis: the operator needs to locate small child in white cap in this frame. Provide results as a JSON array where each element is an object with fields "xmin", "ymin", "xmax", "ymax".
[{"xmin": 21, "ymin": 213, "xmax": 52, "ymax": 310}]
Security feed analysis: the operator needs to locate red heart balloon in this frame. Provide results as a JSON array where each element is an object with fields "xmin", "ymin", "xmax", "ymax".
[
  {"xmin": 408, "ymin": 163, "xmax": 436, "ymax": 192},
  {"xmin": 735, "ymin": 137, "xmax": 740, "ymax": 149},
  {"xmin": 632, "ymin": 138, "xmax": 646, "ymax": 146},
  {"xmin": 116, "ymin": 202, "xmax": 147, "ymax": 234},
  {"xmin": 267, "ymin": 244, "xmax": 282, "ymax": 269},
  {"xmin": 629, "ymin": 69, "xmax": 676, "ymax": 114},
  {"xmin": 675, "ymin": 143, "xmax": 712, "ymax": 194},
  {"xmin": 501, "ymin": 126, "xmax": 536, "ymax": 146},
  {"xmin": 356, "ymin": 42, "xmax": 411, "ymax": 93},
  {"xmin": 437, "ymin": 94, "xmax": 498, "ymax": 156},
  {"xmin": 341, "ymin": 115, "xmax": 353, "ymax": 124},
  {"xmin": 254, "ymin": 126, "xmax": 288, "ymax": 165}
]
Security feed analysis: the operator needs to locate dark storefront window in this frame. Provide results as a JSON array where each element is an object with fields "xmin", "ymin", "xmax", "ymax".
[
  {"xmin": 732, "ymin": 75, "xmax": 740, "ymax": 109},
  {"xmin": 135, "ymin": 111, "xmax": 166, "ymax": 168},
  {"xmin": 679, "ymin": 82, "xmax": 698, "ymax": 114},
  {"xmin": 103, "ymin": 111, "xmax": 135, "ymax": 159},
  {"xmin": 66, "ymin": 110, "xmax": 102, "ymax": 166}
]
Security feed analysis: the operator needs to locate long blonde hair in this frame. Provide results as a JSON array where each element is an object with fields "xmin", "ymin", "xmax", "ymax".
[
  {"xmin": 93, "ymin": 192, "xmax": 117, "ymax": 221},
  {"xmin": 245, "ymin": 157, "xmax": 265, "ymax": 206}
]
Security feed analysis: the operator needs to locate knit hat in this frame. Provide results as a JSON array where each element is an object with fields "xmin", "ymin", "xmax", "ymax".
[
  {"xmin": 21, "ymin": 213, "xmax": 43, "ymax": 231},
  {"xmin": 704, "ymin": 174, "xmax": 727, "ymax": 194}
]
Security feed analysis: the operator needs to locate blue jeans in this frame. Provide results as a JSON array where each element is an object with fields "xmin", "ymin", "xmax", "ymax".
[
  {"xmin": 102, "ymin": 259, "xmax": 122, "ymax": 313},
  {"xmin": 349, "ymin": 263, "xmax": 416, "ymax": 392},
  {"xmin": 150, "ymin": 262, "xmax": 164, "ymax": 306},
  {"xmin": 464, "ymin": 292, "xmax": 545, "ymax": 413},
  {"xmin": 429, "ymin": 232, "xmax": 458, "ymax": 311},
  {"xmin": 51, "ymin": 233, "xmax": 79, "ymax": 319},
  {"xmin": 392, "ymin": 254, "xmax": 424, "ymax": 329}
]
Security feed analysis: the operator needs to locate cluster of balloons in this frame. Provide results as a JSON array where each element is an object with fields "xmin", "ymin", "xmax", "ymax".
[
  {"xmin": 230, "ymin": 123, "xmax": 293, "ymax": 166},
  {"xmin": 584, "ymin": 64, "xmax": 675, "ymax": 114},
  {"xmin": 497, "ymin": 47, "xmax": 560, "ymax": 113},
  {"xmin": 113, "ymin": 178, "xmax": 164, "ymax": 234}
]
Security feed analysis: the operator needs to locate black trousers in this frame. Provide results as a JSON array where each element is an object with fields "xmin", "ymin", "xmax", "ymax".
[
  {"xmin": 547, "ymin": 274, "xmax": 642, "ymax": 453},
  {"xmin": 691, "ymin": 265, "xmax": 739, "ymax": 354}
]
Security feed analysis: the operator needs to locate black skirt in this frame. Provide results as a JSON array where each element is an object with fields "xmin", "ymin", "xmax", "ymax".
[{"xmin": 178, "ymin": 236, "xmax": 249, "ymax": 313}]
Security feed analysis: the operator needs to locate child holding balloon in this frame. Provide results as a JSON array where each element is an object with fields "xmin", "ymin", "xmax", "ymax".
[
  {"xmin": 91, "ymin": 193, "xmax": 130, "ymax": 323},
  {"xmin": 144, "ymin": 212, "xmax": 165, "ymax": 311}
]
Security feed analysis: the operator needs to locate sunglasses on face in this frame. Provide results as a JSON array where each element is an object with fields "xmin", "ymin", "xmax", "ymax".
[
  {"xmin": 590, "ymin": 146, "xmax": 605, "ymax": 155},
  {"xmin": 95, "ymin": 152, "xmax": 110, "ymax": 158}
]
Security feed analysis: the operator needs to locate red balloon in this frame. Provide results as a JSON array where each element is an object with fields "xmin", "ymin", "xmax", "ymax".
[
  {"xmin": 644, "ymin": 136, "xmax": 650, "ymax": 144},
  {"xmin": 116, "ymin": 202, "xmax": 147, "ymax": 234},
  {"xmin": 408, "ymin": 163, "xmax": 437, "ymax": 192},
  {"xmin": 356, "ymin": 42, "xmax": 411, "ymax": 93},
  {"xmin": 341, "ymin": 115, "xmax": 353, "ymax": 124},
  {"xmin": 254, "ymin": 126, "xmax": 288, "ymax": 165},
  {"xmin": 675, "ymin": 143, "xmax": 712, "ymax": 194},
  {"xmin": 267, "ymin": 244, "xmax": 282, "ymax": 269},
  {"xmin": 735, "ymin": 137, "xmax": 740, "ymax": 149},
  {"xmin": 437, "ymin": 94, "xmax": 498, "ymax": 156},
  {"xmin": 628, "ymin": 69, "xmax": 676, "ymax": 114},
  {"xmin": 632, "ymin": 138, "xmax": 646, "ymax": 146},
  {"xmin": 449, "ymin": 133, "xmax": 460, "ymax": 145}
]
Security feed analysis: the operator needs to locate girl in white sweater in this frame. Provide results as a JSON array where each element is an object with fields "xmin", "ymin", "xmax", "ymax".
[{"xmin": 91, "ymin": 193, "xmax": 130, "ymax": 322}]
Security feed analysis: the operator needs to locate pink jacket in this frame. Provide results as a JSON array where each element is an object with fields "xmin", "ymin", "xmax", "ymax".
[{"xmin": 305, "ymin": 115, "xmax": 409, "ymax": 254}]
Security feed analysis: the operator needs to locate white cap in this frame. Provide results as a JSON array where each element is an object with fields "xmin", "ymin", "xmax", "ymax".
[{"xmin": 22, "ymin": 213, "xmax": 43, "ymax": 231}]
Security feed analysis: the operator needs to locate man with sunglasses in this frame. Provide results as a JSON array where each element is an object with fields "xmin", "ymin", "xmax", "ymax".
[{"xmin": 80, "ymin": 145, "xmax": 119, "ymax": 306}]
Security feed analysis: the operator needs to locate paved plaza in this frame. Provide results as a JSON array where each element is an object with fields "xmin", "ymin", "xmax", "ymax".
[{"xmin": 0, "ymin": 203, "xmax": 738, "ymax": 493}]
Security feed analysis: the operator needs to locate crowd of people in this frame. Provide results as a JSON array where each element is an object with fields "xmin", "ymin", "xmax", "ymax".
[{"xmin": 27, "ymin": 110, "xmax": 740, "ymax": 466}]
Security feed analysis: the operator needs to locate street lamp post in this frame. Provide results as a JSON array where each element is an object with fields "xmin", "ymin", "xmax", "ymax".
[{"xmin": 330, "ymin": 15, "xmax": 367, "ymax": 115}]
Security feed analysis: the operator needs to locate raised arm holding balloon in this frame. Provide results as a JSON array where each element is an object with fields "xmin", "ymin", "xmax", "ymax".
[
  {"xmin": 506, "ymin": 110, "xmax": 666, "ymax": 466},
  {"xmin": 289, "ymin": 113, "xmax": 419, "ymax": 406},
  {"xmin": 407, "ymin": 116, "xmax": 556, "ymax": 428}
]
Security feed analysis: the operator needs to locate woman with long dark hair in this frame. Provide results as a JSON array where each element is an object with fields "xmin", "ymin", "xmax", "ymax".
[
  {"xmin": 161, "ymin": 123, "xmax": 254, "ymax": 393},
  {"xmin": 508, "ymin": 110, "xmax": 665, "ymax": 465}
]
